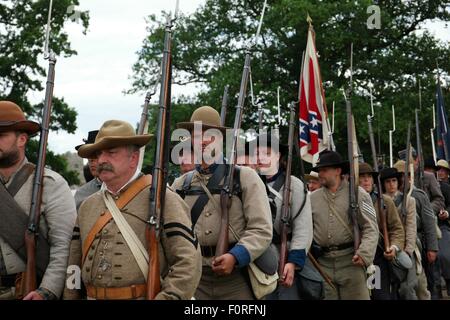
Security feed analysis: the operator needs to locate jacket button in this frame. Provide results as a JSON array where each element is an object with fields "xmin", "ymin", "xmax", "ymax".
[
  {"xmin": 328, "ymin": 234, "xmax": 332, "ymax": 239},
  {"xmin": 97, "ymin": 275, "xmax": 102, "ymax": 279},
  {"xmin": 205, "ymin": 230, "xmax": 212, "ymax": 235},
  {"xmin": 205, "ymin": 212, "xmax": 211, "ymax": 217},
  {"xmin": 103, "ymin": 229, "xmax": 108, "ymax": 234}
]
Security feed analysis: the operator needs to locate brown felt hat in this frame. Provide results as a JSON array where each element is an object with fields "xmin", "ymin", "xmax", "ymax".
[
  {"xmin": 77, "ymin": 120, "xmax": 153, "ymax": 158},
  {"xmin": 176, "ymin": 106, "xmax": 229, "ymax": 133},
  {"xmin": 0, "ymin": 101, "xmax": 40, "ymax": 135}
]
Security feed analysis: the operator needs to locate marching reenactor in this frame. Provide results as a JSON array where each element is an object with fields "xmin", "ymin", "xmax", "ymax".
[
  {"xmin": 434, "ymin": 159, "xmax": 450, "ymax": 297},
  {"xmin": 380, "ymin": 167, "xmax": 418, "ymax": 300},
  {"xmin": 255, "ymin": 133, "xmax": 313, "ymax": 300},
  {"xmin": 398, "ymin": 148, "xmax": 445, "ymax": 215},
  {"xmin": 358, "ymin": 162, "xmax": 405, "ymax": 299},
  {"xmin": 63, "ymin": 120, "xmax": 201, "ymax": 300},
  {"xmin": 74, "ymin": 130, "xmax": 102, "ymax": 210},
  {"xmin": 172, "ymin": 106, "xmax": 273, "ymax": 299},
  {"xmin": 310, "ymin": 150, "xmax": 379, "ymax": 300},
  {"xmin": 0, "ymin": 101, "xmax": 77, "ymax": 300},
  {"xmin": 305, "ymin": 170, "xmax": 321, "ymax": 192},
  {"xmin": 394, "ymin": 160, "xmax": 439, "ymax": 299}
]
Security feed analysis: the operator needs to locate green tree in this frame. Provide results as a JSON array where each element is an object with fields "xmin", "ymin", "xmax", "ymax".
[
  {"xmin": 0, "ymin": 0, "xmax": 89, "ymax": 184},
  {"xmin": 130, "ymin": 0, "xmax": 449, "ymax": 172}
]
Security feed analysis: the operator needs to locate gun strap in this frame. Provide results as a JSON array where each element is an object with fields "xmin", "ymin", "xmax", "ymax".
[
  {"xmin": 0, "ymin": 163, "xmax": 49, "ymax": 278},
  {"xmin": 81, "ymin": 175, "xmax": 152, "ymax": 265},
  {"xmin": 188, "ymin": 164, "xmax": 227, "ymax": 227},
  {"xmin": 7, "ymin": 163, "xmax": 35, "ymax": 197}
]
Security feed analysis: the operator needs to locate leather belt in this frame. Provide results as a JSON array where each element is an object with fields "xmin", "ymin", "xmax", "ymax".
[
  {"xmin": 200, "ymin": 243, "xmax": 236, "ymax": 257},
  {"xmin": 321, "ymin": 242, "xmax": 354, "ymax": 253},
  {"xmin": 0, "ymin": 274, "xmax": 18, "ymax": 287},
  {"xmin": 86, "ymin": 284, "xmax": 146, "ymax": 300}
]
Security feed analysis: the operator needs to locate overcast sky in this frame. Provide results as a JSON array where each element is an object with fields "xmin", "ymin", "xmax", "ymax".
[{"xmin": 28, "ymin": 0, "xmax": 449, "ymax": 155}]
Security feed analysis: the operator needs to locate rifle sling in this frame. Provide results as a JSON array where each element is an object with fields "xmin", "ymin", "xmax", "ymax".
[
  {"xmin": 0, "ymin": 163, "xmax": 49, "ymax": 278},
  {"xmin": 81, "ymin": 175, "xmax": 152, "ymax": 265}
]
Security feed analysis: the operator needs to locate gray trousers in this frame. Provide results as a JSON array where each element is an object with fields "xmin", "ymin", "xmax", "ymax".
[
  {"xmin": 195, "ymin": 266, "xmax": 254, "ymax": 300},
  {"xmin": 398, "ymin": 255, "xmax": 418, "ymax": 300},
  {"xmin": 319, "ymin": 252, "xmax": 370, "ymax": 300},
  {"xmin": 266, "ymin": 282, "xmax": 300, "ymax": 300}
]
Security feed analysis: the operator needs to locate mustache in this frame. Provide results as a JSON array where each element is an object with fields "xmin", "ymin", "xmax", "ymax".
[{"xmin": 97, "ymin": 163, "xmax": 114, "ymax": 174}]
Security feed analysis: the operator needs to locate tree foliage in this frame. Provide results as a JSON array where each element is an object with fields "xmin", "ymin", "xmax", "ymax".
[
  {"xmin": 0, "ymin": 0, "xmax": 89, "ymax": 184},
  {"xmin": 130, "ymin": 0, "xmax": 449, "ymax": 171}
]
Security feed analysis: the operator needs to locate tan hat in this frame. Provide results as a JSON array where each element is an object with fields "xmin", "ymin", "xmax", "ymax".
[
  {"xmin": 358, "ymin": 162, "xmax": 378, "ymax": 178},
  {"xmin": 0, "ymin": 101, "xmax": 40, "ymax": 135},
  {"xmin": 393, "ymin": 160, "xmax": 406, "ymax": 173},
  {"xmin": 436, "ymin": 159, "xmax": 450, "ymax": 171},
  {"xmin": 77, "ymin": 120, "xmax": 153, "ymax": 158},
  {"xmin": 176, "ymin": 106, "xmax": 229, "ymax": 133},
  {"xmin": 304, "ymin": 171, "xmax": 319, "ymax": 181}
]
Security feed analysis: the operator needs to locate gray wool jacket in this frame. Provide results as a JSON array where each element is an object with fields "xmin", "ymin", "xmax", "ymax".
[{"xmin": 0, "ymin": 159, "xmax": 77, "ymax": 298}]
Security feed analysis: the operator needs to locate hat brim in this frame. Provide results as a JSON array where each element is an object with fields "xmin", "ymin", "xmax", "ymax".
[
  {"xmin": 312, "ymin": 161, "xmax": 350, "ymax": 174},
  {"xmin": 304, "ymin": 174, "xmax": 319, "ymax": 181},
  {"xmin": 77, "ymin": 135, "xmax": 153, "ymax": 158},
  {"xmin": 380, "ymin": 172, "xmax": 403, "ymax": 181},
  {"xmin": 436, "ymin": 165, "xmax": 450, "ymax": 171},
  {"xmin": 0, "ymin": 120, "xmax": 40, "ymax": 135},
  {"xmin": 176, "ymin": 122, "xmax": 229, "ymax": 133}
]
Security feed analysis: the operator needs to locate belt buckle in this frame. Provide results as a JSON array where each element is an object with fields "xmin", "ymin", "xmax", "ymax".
[{"xmin": 329, "ymin": 245, "xmax": 339, "ymax": 251}]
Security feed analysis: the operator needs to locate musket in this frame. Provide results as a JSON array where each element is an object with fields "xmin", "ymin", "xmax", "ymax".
[
  {"xmin": 249, "ymin": 69, "xmax": 263, "ymax": 131},
  {"xmin": 220, "ymin": 85, "xmax": 229, "ymax": 126},
  {"xmin": 415, "ymin": 109, "xmax": 425, "ymax": 190},
  {"xmin": 278, "ymin": 102, "xmax": 295, "ymax": 279},
  {"xmin": 389, "ymin": 105, "xmax": 396, "ymax": 168},
  {"xmin": 273, "ymin": 86, "xmax": 281, "ymax": 139},
  {"xmin": 216, "ymin": 0, "xmax": 268, "ymax": 256},
  {"xmin": 24, "ymin": 0, "xmax": 56, "ymax": 295},
  {"xmin": 146, "ymin": 1, "xmax": 178, "ymax": 299},
  {"xmin": 431, "ymin": 104, "xmax": 437, "ymax": 165},
  {"xmin": 401, "ymin": 124, "xmax": 412, "ymax": 224},
  {"xmin": 345, "ymin": 43, "xmax": 361, "ymax": 251},
  {"xmin": 367, "ymin": 86, "xmax": 389, "ymax": 251},
  {"xmin": 137, "ymin": 81, "xmax": 160, "ymax": 171},
  {"xmin": 328, "ymin": 101, "xmax": 336, "ymax": 151}
]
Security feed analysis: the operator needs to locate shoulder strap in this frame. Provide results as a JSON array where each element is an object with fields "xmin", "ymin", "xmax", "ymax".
[
  {"xmin": 272, "ymin": 173, "xmax": 285, "ymax": 193},
  {"xmin": 81, "ymin": 175, "xmax": 152, "ymax": 265},
  {"xmin": 190, "ymin": 165, "xmax": 226, "ymax": 227},
  {"xmin": 7, "ymin": 163, "xmax": 35, "ymax": 197},
  {"xmin": 0, "ymin": 182, "xmax": 49, "ymax": 278},
  {"xmin": 291, "ymin": 178, "xmax": 308, "ymax": 221}
]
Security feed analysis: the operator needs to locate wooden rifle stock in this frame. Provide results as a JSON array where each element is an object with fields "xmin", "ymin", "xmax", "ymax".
[
  {"xmin": 146, "ymin": 13, "xmax": 174, "ymax": 299},
  {"xmin": 24, "ymin": 53, "xmax": 56, "ymax": 295},
  {"xmin": 278, "ymin": 104, "xmax": 295, "ymax": 278}
]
